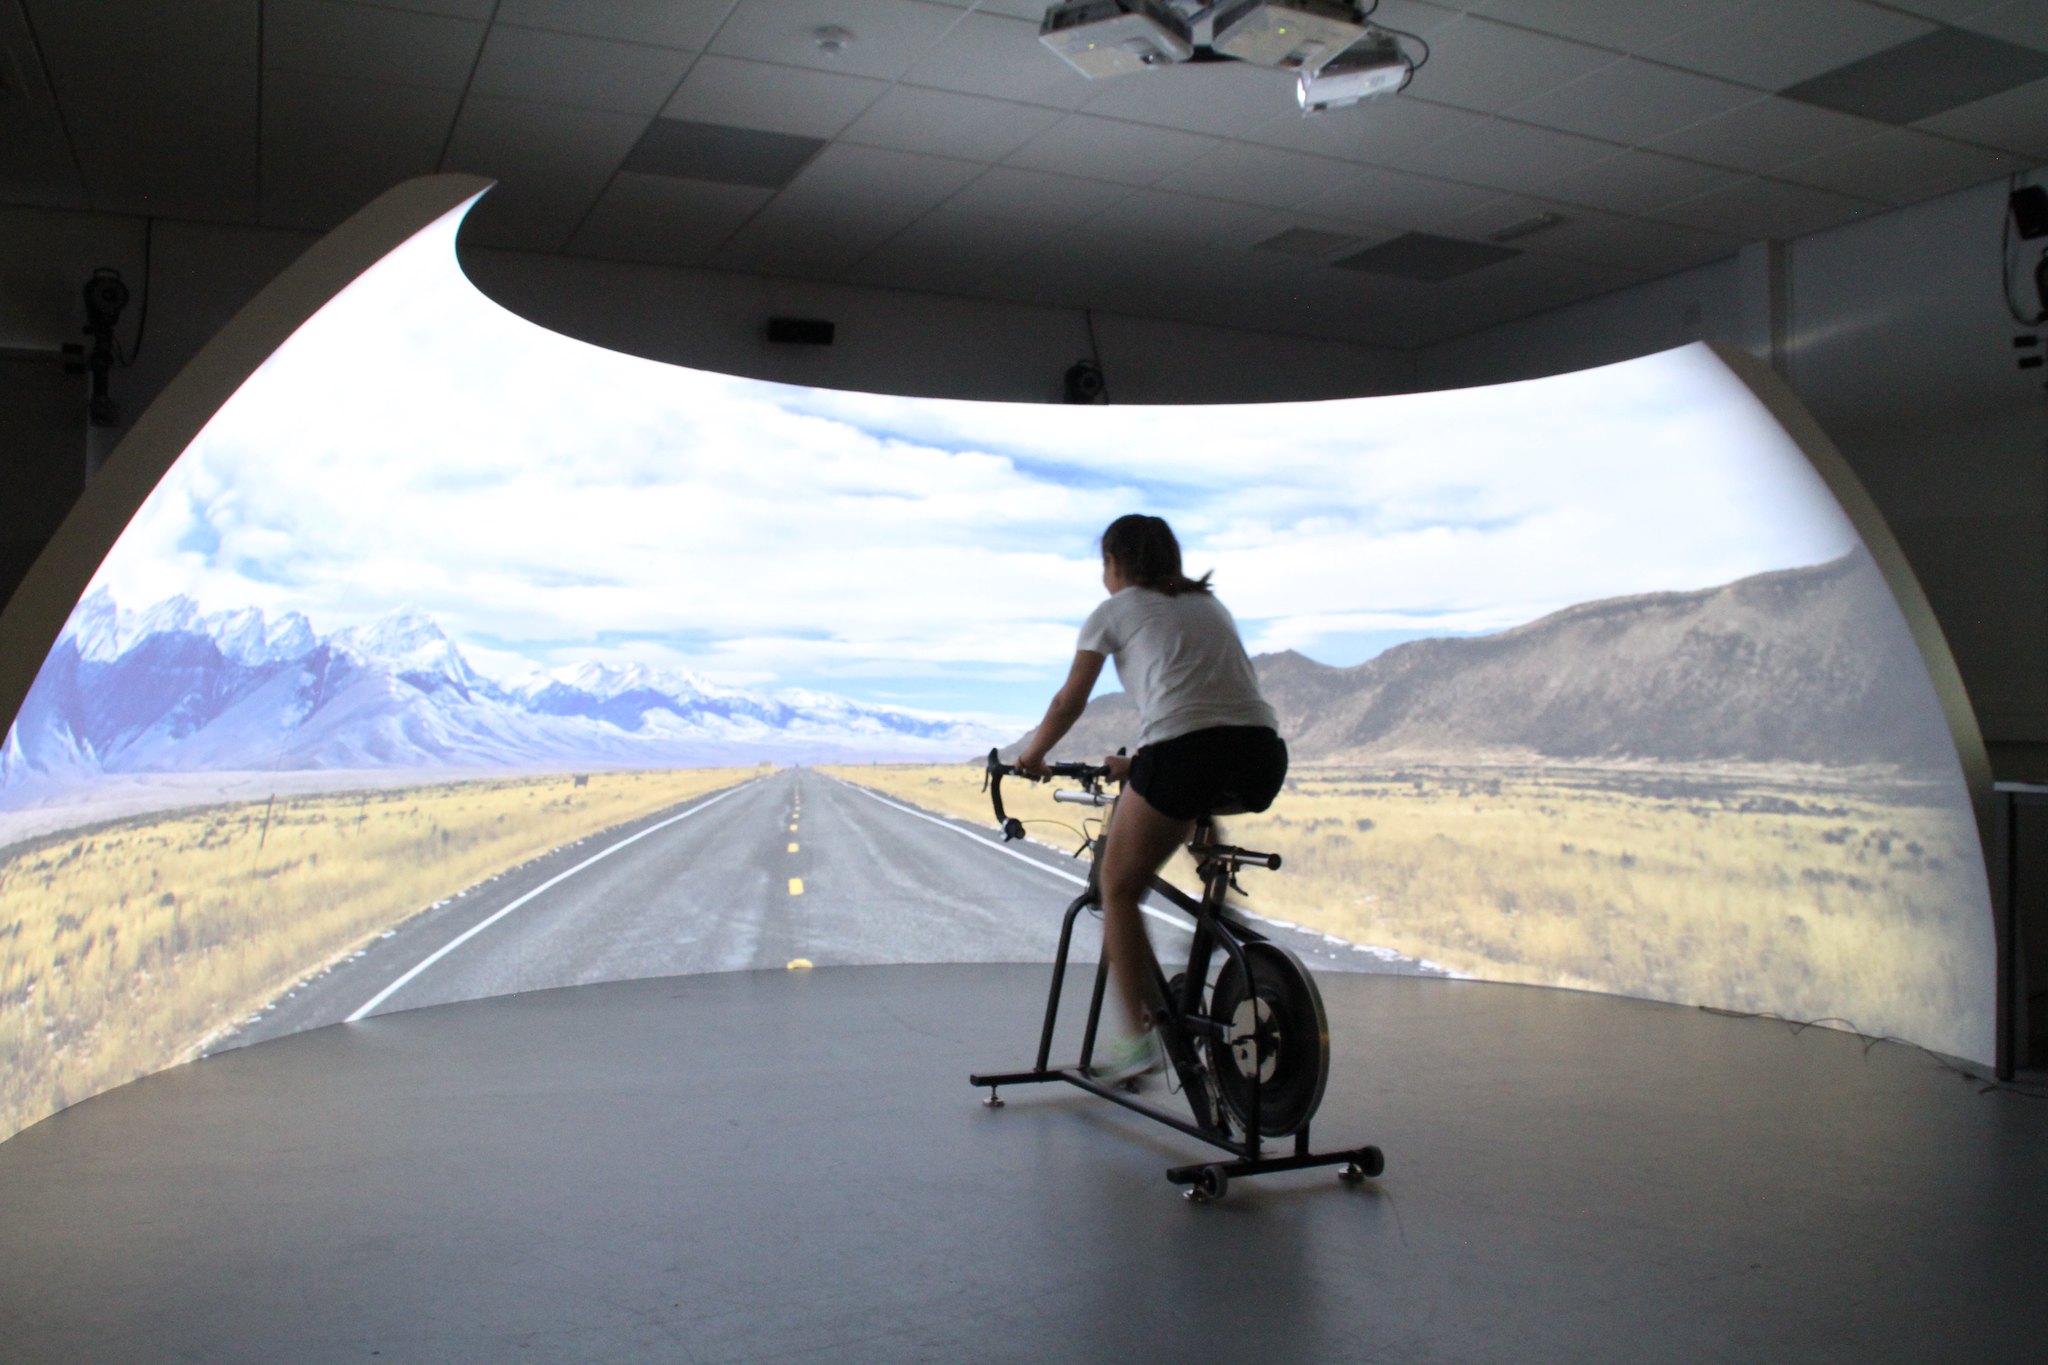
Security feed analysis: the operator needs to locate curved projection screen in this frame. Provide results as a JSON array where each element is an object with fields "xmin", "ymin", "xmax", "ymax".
[{"xmin": 0, "ymin": 192, "xmax": 1993, "ymax": 1143}]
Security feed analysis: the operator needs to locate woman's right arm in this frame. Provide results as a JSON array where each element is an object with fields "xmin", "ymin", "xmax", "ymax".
[{"xmin": 1017, "ymin": 650, "xmax": 1105, "ymax": 777}]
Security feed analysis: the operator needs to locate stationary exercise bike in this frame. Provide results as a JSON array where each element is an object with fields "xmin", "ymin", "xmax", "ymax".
[{"xmin": 971, "ymin": 750, "xmax": 1384, "ymax": 1202}]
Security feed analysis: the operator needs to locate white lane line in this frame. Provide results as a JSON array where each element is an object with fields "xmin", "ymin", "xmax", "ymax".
[
  {"xmin": 345, "ymin": 780, "xmax": 758, "ymax": 1022},
  {"xmin": 830, "ymin": 778, "xmax": 1191, "ymax": 933}
]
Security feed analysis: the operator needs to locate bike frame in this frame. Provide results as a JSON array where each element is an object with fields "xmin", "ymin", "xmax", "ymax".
[{"xmin": 970, "ymin": 756, "xmax": 1380, "ymax": 1190}]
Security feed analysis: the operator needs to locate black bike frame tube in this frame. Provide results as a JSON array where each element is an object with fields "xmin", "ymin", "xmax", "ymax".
[{"xmin": 1034, "ymin": 887, "xmax": 1097, "ymax": 1074}]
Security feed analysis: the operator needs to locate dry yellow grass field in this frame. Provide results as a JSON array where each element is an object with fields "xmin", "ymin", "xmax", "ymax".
[
  {"xmin": 0, "ymin": 767, "xmax": 750, "ymax": 1140},
  {"xmin": 825, "ymin": 760, "xmax": 1992, "ymax": 1061}
]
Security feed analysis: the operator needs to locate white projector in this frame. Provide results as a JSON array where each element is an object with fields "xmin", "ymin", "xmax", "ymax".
[
  {"xmin": 1039, "ymin": 0, "xmax": 1195, "ymax": 79},
  {"xmin": 1212, "ymin": 0, "xmax": 1367, "ymax": 71},
  {"xmin": 1297, "ymin": 32, "xmax": 1410, "ymax": 114}
]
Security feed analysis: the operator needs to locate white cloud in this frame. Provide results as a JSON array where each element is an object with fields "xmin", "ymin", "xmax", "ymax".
[{"xmin": 85, "ymin": 201, "xmax": 1861, "ymax": 710}]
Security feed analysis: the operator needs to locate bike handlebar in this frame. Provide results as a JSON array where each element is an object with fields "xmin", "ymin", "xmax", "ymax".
[{"xmin": 983, "ymin": 748, "xmax": 1115, "ymax": 841}]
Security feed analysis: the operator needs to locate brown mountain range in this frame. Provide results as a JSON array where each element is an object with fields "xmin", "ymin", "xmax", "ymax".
[{"xmin": 1021, "ymin": 551, "xmax": 1955, "ymax": 772}]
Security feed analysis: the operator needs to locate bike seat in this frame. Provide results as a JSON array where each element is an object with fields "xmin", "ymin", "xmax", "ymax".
[{"xmin": 1201, "ymin": 799, "xmax": 1250, "ymax": 818}]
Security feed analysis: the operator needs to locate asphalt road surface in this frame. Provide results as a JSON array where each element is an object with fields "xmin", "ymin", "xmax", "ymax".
[{"xmin": 216, "ymin": 768, "xmax": 1442, "ymax": 1052}]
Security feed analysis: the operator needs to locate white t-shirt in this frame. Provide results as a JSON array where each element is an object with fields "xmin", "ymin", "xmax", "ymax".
[{"xmin": 1078, "ymin": 586, "xmax": 1278, "ymax": 749}]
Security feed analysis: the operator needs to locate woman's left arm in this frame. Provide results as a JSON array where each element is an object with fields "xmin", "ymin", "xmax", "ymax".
[{"xmin": 1017, "ymin": 650, "xmax": 1105, "ymax": 776}]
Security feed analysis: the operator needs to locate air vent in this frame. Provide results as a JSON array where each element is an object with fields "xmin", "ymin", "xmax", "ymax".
[
  {"xmin": 1782, "ymin": 29, "xmax": 2048, "ymax": 125},
  {"xmin": 622, "ymin": 120, "xmax": 827, "ymax": 190},
  {"xmin": 1256, "ymin": 226, "xmax": 1366, "ymax": 259},
  {"xmin": 1332, "ymin": 232, "xmax": 1520, "ymax": 281}
]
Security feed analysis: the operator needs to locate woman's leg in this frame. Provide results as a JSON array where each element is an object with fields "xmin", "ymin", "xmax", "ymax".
[{"xmin": 1097, "ymin": 787, "xmax": 1194, "ymax": 1034}]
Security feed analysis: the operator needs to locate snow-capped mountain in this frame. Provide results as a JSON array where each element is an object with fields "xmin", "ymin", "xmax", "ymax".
[{"xmin": 0, "ymin": 592, "xmax": 1004, "ymax": 789}]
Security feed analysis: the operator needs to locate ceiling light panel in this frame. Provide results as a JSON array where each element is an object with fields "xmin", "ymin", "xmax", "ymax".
[
  {"xmin": 1644, "ymin": 0, "xmax": 1936, "ymax": 92},
  {"xmin": 262, "ymin": 0, "xmax": 485, "ymax": 90},
  {"xmin": 1783, "ymin": 28, "xmax": 2048, "ymax": 124},
  {"xmin": 661, "ymin": 55, "xmax": 890, "ymax": 139},
  {"xmin": 493, "ymin": 0, "xmax": 726, "ymax": 49},
  {"xmin": 471, "ymin": 25, "xmax": 695, "ymax": 115}
]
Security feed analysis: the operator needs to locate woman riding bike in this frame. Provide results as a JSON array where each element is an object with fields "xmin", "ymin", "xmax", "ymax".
[{"xmin": 1016, "ymin": 514, "xmax": 1288, "ymax": 1083}]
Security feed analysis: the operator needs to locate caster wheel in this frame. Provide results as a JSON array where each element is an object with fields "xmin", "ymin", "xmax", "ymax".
[
  {"xmin": 1183, "ymin": 1164, "xmax": 1228, "ymax": 1204},
  {"xmin": 1338, "ymin": 1147, "xmax": 1384, "ymax": 1181},
  {"xmin": 983, "ymin": 1090, "xmax": 1004, "ymax": 1108}
]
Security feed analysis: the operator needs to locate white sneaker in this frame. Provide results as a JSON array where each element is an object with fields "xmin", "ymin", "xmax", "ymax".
[{"xmin": 1088, "ymin": 1030, "xmax": 1166, "ymax": 1084}]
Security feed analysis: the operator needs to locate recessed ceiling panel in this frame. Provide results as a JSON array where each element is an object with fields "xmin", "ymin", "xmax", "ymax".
[
  {"xmin": 660, "ymin": 55, "xmax": 890, "ymax": 140},
  {"xmin": 621, "ymin": 119, "xmax": 829, "ymax": 189},
  {"xmin": 1646, "ymin": 0, "xmax": 1936, "ymax": 92},
  {"xmin": 1783, "ymin": 28, "xmax": 2048, "ymax": 124},
  {"xmin": 1333, "ymin": 230, "xmax": 1521, "ymax": 280}
]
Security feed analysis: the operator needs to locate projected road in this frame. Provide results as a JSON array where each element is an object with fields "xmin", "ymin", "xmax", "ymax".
[{"xmin": 218, "ymin": 770, "xmax": 1432, "ymax": 1050}]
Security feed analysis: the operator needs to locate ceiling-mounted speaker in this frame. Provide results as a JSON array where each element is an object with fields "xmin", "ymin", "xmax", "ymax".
[{"xmin": 767, "ymin": 317, "xmax": 835, "ymax": 345}]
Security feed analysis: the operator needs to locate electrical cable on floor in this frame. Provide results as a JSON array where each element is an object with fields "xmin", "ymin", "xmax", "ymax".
[{"xmin": 1698, "ymin": 1004, "xmax": 2048, "ymax": 1099}]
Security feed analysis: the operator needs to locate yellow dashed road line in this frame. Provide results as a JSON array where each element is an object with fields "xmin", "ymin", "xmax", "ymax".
[
  {"xmin": 789, "ymin": 878, "xmax": 804, "ymax": 895},
  {"xmin": 788, "ymin": 842, "xmax": 799, "ymax": 853}
]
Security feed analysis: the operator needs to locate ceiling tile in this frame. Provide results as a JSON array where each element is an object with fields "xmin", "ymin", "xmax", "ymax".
[
  {"xmin": 1152, "ymin": 144, "xmax": 1362, "ymax": 210},
  {"xmin": 1398, "ymin": 117, "xmax": 1619, "ymax": 192},
  {"xmin": 944, "ymin": 166, "xmax": 1132, "ymax": 227},
  {"xmin": 568, "ymin": 172, "xmax": 772, "ymax": 265},
  {"xmin": 899, "ymin": 11, "xmax": 1094, "ymax": 109},
  {"xmin": 1433, "ymin": 250, "xmax": 1650, "ymax": 322},
  {"xmin": 351, "ymin": 0, "xmax": 495, "ymax": 17},
  {"xmin": 922, "ymin": 0, "xmax": 1045, "ymax": 17},
  {"xmin": 1004, "ymin": 114, "xmax": 1221, "ymax": 187},
  {"xmin": 1915, "ymin": 77, "xmax": 2048, "ymax": 159},
  {"xmin": 1080, "ymin": 188, "xmax": 1297, "ymax": 248},
  {"xmin": 1465, "ymin": 0, "xmax": 1722, "ymax": 52},
  {"xmin": 24, "ymin": 0, "xmax": 257, "ymax": 68},
  {"xmin": 708, "ymin": 0, "xmax": 963, "ymax": 82},
  {"xmin": 1538, "ymin": 215, "xmax": 1743, "ymax": 275},
  {"xmin": 840, "ymin": 86, "xmax": 1063, "ymax": 162},
  {"xmin": 1240, "ymin": 95, "xmax": 1490, "ymax": 167},
  {"xmin": 1648, "ymin": 97, "xmax": 1888, "ymax": 172},
  {"xmin": 661, "ymin": 55, "xmax": 889, "ymax": 138},
  {"xmin": 264, "ymin": 0, "xmax": 485, "ymax": 90},
  {"xmin": 1655, "ymin": 176, "xmax": 1881, "ymax": 239},
  {"xmin": 472, "ymin": 25, "xmax": 692, "ymax": 115},
  {"xmin": 711, "ymin": 198, "xmax": 905, "ymax": 278},
  {"xmin": 1075, "ymin": 57, "xmax": 1298, "ymax": 138},
  {"xmin": 1781, "ymin": 28, "xmax": 2048, "ymax": 125},
  {"xmin": 842, "ymin": 208, "xmax": 1048, "ymax": 291},
  {"xmin": 61, "ymin": 65, "xmax": 257, "ymax": 219},
  {"xmin": 774, "ymin": 142, "xmax": 984, "ymax": 218},
  {"xmin": 1407, "ymin": 15, "xmax": 1623, "ymax": 114},
  {"xmin": 1296, "ymin": 166, "xmax": 1504, "ymax": 232},
  {"xmin": 1871, "ymin": 0, "xmax": 1997, "ymax": 19},
  {"xmin": 442, "ymin": 95, "xmax": 648, "ymax": 250},
  {"xmin": 1773, "ymin": 128, "xmax": 2031, "ymax": 206},
  {"xmin": 0, "ymin": 1, "xmax": 84, "ymax": 209},
  {"xmin": 261, "ymin": 72, "xmax": 459, "ymax": 230},
  {"xmin": 1538, "ymin": 148, "xmax": 1746, "ymax": 214},
  {"xmin": 1507, "ymin": 60, "xmax": 1759, "ymax": 144},
  {"xmin": 1429, "ymin": 196, "xmax": 1652, "ymax": 265},
  {"xmin": 1647, "ymin": 0, "xmax": 1936, "ymax": 91},
  {"xmin": 1960, "ymin": 1, "xmax": 2048, "ymax": 53},
  {"xmin": 493, "ymin": 0, "xmax": 726, "ymax": 49}
]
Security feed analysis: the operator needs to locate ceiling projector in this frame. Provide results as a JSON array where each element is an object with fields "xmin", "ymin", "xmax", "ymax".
[{"xmin": 1038, "ymin": 1, "xmax": 1419, "ymax": 114}]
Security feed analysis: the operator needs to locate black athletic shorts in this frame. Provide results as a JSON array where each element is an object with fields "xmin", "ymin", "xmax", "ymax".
[{"xmin": 1127, "ymin": 725, "xmax": 1288, "ymax": 821}]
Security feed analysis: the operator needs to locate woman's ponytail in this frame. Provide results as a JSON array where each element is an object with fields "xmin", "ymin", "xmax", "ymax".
[{"xmin": 1099, "ymin": 514, "xmax": 1212, "ymax": 597}]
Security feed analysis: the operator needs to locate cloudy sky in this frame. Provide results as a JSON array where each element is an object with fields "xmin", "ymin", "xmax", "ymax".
[{"xmin": 87, "ymin": 198, "xmax": 1859, "ymax": 723}]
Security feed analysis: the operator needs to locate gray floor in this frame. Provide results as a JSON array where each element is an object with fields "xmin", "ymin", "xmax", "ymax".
[{"xmin": 0, "ymin": 965, "xmax": 2042, "ymax": 1363}]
